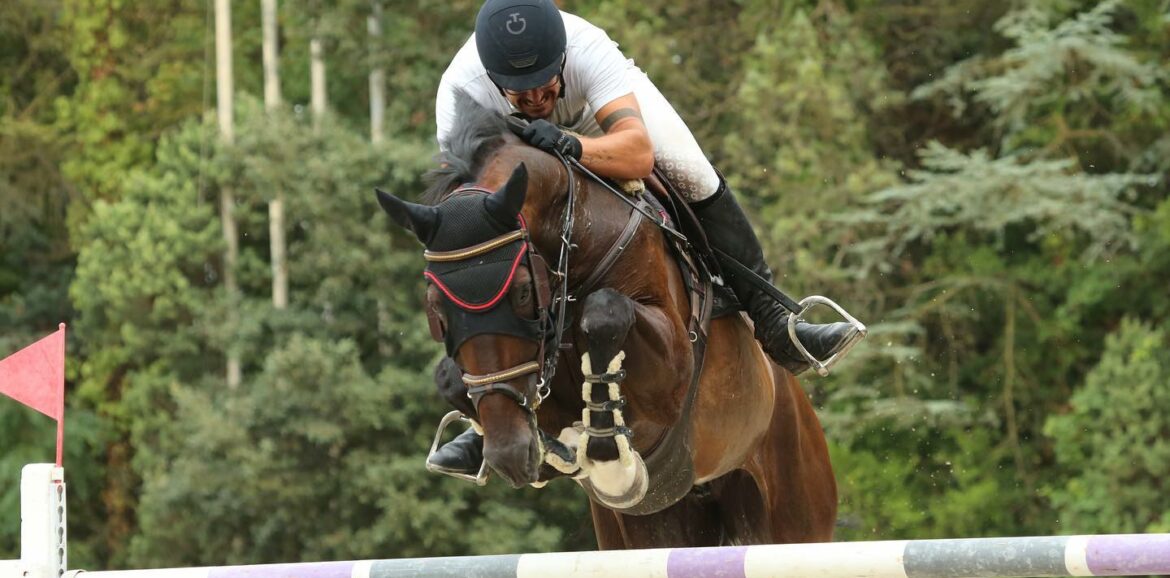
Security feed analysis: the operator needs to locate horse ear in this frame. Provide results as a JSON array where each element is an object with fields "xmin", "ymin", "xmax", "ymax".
[
  {"xmin": 375, "ymin": 188, "xmax": 439, "ymax": 245},
  {"xmin": 484, "ymin": 163, "xmax": 528, "ymax": 227}
]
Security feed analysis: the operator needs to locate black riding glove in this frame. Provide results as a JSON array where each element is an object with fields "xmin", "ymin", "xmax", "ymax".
[{"xmin": 520, "ymin": 119, "xmax": 583, "ymax": 160}]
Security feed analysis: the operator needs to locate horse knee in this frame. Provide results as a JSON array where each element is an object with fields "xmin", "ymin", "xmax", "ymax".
[{"xmin": 580, "ymin": 288, "xmax": 636, "ymax": 366}]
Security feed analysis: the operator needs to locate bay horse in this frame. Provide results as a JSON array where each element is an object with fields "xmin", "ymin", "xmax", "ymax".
[{"xmin": 376, "ymin": 95, "xmax": 836, "ymax": 547}]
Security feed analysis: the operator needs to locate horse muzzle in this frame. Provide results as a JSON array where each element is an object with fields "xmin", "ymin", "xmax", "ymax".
[{"xmin": 482, "ymin": 423, "xmax": 543, "ymax": 488}]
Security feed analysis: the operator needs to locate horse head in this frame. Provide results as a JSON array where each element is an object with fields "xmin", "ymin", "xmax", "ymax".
[{"xmin": 377, "ymin": 162, "xmax": 550, "ymax": 488}]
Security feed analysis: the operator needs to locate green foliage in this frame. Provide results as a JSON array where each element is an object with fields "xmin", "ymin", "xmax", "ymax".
[
  {"xmin": 71, "ymin": 119, "xmax": 223, "ymax": 420},
  {"xmin": 721, "ymin": 7, "xmax": 900, "ymax": 297},
  {"xmin": 0, "ymin": 0, "xmax": 74, "ymax": 345},
  {"xmin": 55, "ymin": 0, "xmax": 207, "ymax": 202},
  {"xmin": 1043, "ymin": 319, "xmax": 1170, "ymax": 533},
  {"xmin": 832, "ymin": 426, "xmax": 1021, "ymax": 540},
  {"xmin": 846, "ymin": 142, "xmax": 1146, "ymax": 268},
  {"xmin": 3, "ymin": 0, "xmax": 1170, "ymax": 569},
  {"xmin": 827, "ymin": 0, "xmax": 1168, "ymax": 537},
  {"xmin": 126, "ymin": 328, "xmax": 587, "ymax": 566},
  {"xmin": 129, "ymin": 335, "xmax": 388, "ymax": 565},
  {"xmin": 913, "ymin": 0, "xmax": 1163, "ymax": 141}
]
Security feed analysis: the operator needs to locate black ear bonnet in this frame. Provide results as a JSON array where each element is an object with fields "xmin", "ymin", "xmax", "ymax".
[{"xmin": 423, "ymin": 192, "xmax": 543, "ymax": 355}]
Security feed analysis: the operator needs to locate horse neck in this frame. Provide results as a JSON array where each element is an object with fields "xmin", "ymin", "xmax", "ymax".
[
  {"xmin": 478, "ymin": 144, "xmax": 639, "ymax": 285},
  {"xmin": 478, "ymin": 145, "xmax": 570, "ymax": 249}
]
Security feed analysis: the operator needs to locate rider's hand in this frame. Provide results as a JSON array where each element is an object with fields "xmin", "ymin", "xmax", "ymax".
[{"xmin": 520, "ymin": 119, "xmax": 583, "ymax": 160}]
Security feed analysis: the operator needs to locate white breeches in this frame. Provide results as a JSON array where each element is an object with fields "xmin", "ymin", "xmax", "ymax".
[{"xmin": 629, "ymin": 69, "xmax": 721, "ymax": 202}]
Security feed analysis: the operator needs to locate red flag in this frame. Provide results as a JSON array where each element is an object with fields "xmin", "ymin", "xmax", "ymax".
[
  {"xmin": 0, "ymin": 325, "xmax": 65, "ymax": 420},
  {"xmin": 0, "ymin": 324, "xmax": 66, "ymax": 465}
]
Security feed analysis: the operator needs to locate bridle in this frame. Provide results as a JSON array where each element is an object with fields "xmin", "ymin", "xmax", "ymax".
[{"xmin": 423, "ymin": 154, "xmax": 578, "ymax": 415}]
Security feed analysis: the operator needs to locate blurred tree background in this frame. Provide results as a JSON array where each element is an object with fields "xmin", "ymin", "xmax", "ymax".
[{"xmin": 1, "ymin": 0, "xmax": 1167, "ymax": 569}]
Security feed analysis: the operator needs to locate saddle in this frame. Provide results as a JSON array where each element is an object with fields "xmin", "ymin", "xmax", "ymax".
[{"xmin": 640, "ymin": 169, "xmax": 741, "ymax": 318}]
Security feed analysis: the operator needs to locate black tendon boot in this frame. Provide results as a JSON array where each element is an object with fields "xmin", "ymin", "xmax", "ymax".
[{"xmin": 692, "ymin": 180, "xmax": 859, "ymax": 375}]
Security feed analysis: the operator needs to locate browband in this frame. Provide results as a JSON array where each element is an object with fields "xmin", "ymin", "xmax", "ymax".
[{"xmin": 425, "ymin": 229, "xmax": 526, "ymax": 263}]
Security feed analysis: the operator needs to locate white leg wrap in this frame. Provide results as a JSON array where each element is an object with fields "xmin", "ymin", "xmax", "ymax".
[
  {"xmin": 544, "ymin": 427, "xmax": 583, "ymax": 475},
  {"xmin": 587, "ymin": 455, "xmax": 645, "ymax": 500},
  {"xmin": 576, "ymin": 351, "xmax": 644, "ymax": 500}
]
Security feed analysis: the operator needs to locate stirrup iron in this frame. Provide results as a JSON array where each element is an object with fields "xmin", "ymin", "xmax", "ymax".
[
  {"xmin": 425, "ymin": 410, "xmax": 490, "ymax": 486},
  {"xmin": 787, "ymin": 296, "xmax": 868, "ymax": 377}
]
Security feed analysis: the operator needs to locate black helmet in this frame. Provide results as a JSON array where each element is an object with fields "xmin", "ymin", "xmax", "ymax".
[{"xmin": 475, "ymin": 0, "xmax": 566, "ymax": 92}]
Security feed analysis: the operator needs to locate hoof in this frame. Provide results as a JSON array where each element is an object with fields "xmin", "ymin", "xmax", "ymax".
[{"xmin": 578, "ymin": 450, "xmax": 649, "ymax": 510}]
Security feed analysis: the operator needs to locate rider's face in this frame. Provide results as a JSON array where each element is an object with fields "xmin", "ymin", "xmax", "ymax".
[{"xmin": 503, "ymin": 75, "xmax": 560, "ymax": 120}]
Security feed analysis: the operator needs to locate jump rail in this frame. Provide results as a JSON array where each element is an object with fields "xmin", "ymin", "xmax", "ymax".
[
  {"xmin": 6, "ymin": 465, "xmax": 1169, "ymax": 578},
  {"xmin": 66, "ymin": 533, "xmax": 1170, "ymax": 578}
]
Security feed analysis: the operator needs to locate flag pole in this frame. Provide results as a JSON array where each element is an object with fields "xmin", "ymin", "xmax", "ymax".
[{"xmin": 56, "ymin": 323, "xmax": 65, "ymax": 467}]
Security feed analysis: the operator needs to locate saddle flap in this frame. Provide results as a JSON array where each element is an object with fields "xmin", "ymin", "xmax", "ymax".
[{"xmin": 644, "ymin": 168, "xmax": 722, "ymax": 281}]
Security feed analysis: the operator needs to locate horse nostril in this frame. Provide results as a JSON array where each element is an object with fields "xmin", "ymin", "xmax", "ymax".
[{"xmin": 483, "ymin": 436, "xmax": 542, "ymax": 488}]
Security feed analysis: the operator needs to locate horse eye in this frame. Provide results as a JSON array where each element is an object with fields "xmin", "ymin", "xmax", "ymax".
[
  {"xmin": 427, "ymin": 291, "xmax": 447, "ymax": 320},
  {"xmin": 512, "ymin": 282, "xmax": 536, "ymax": 319}
]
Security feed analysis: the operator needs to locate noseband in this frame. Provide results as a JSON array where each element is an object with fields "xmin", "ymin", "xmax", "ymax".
[{"xmin": 424, "ymin": 156, "xmax": 578, "ymax": 415}]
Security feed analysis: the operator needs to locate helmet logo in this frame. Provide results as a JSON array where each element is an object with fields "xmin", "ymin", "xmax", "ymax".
[{"xmin": 505, "ymin": 13, "xmax": 527, "ymax": 35}]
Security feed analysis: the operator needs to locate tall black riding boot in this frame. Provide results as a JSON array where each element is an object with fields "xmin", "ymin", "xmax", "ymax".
[
  {"xmin": 426, "ymin": 357, "xmax": 484, "ymax": 476},
  {"xmin": 427, "ymin": 427, "xmax": 484, "ymax": 475},
  {"xmin": 691, "ymin": 180, "xmax": 858, "ymax": 375}
]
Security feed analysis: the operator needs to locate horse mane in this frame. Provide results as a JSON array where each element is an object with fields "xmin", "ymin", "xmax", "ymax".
[{"xmin": 423, "ymin": 90, "xmax": 511, "ymax": 204}]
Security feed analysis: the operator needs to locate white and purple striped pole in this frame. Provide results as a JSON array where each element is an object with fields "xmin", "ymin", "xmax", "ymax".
[{"xmin": 68, "ymin": 534, "xmax": 1170, "ymax": 578}]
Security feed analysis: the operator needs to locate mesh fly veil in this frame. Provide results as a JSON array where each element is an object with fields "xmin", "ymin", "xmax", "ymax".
[{"xmin": 424, "ymin": 191, "xmax": 543, "ymax": 354}]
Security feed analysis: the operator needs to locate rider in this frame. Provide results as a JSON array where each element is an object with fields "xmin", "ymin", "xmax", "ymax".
[{"xmin": 427, "ymin": 0, "xmax": 861, "ymax": 475}]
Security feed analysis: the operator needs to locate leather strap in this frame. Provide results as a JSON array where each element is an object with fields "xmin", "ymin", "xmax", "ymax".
[
  {"xmin": 462, "ymin": 361, "xmax": 542, "ymax": 387},
  {"xmin": 466, "ymin": 381, "xmax": 531, "ymax": 412},
  {"xmin": 425, "ymin": 230, "xmax": 526, "ymax": 262},
  {"xmin": 575, "ymin": 198, "xmax": 647, "ymax": 298}
]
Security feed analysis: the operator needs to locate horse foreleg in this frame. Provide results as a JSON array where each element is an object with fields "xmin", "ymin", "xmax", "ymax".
[
  {"xmin": 573, "ymin": 288, "xmax": 649, "ymax": 508},
  {"xmin": 589, "ymin": 491, "xmax": 724, "ymax": 549},
  {"xmin": 579, "ymin": 288, "xmax": 635, "ymax": 461}
]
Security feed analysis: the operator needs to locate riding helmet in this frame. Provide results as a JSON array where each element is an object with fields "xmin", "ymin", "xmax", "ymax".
[{"xmin": 475, "ymin": 0, "xmax": 566, "ymax": 92}]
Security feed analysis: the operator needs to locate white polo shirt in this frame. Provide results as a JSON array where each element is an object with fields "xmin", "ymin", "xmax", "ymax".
[{"xmin": 436, "ymin": 11, "xmax": 634, "ymax": 149}]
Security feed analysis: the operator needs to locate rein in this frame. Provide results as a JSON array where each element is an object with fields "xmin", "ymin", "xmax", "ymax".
[{"xmin": 542, "ymin": 153, "xmax": 577, "ymax": 403}]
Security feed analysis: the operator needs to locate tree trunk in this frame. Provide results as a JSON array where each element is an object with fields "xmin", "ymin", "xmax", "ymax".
[
  {"xmin": 215, "ymin": 0, "xmax": 240, "ymax": 388},
  {"xmin": 311, "ymin": 35, "xmax": 326, "ymax": 130},
  {"xmin": 369, "ymin": 1, "xmax": 390, "ymax": 355},
  {"xmin": 263, "ymin": 0, "xmax": 288, "ymax": 310},
  {"xmin": 368, "ymin": 1, "xmax": 384, "ymax": 145},
  {"xmin": 262, "ymin": 0, "xmax": 281, "ymax": 110}
]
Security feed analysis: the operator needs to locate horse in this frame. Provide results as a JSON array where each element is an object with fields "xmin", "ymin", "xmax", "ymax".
[{"xmin": 375, "ymin": 94, "xmax": 837, "ymax": 548}]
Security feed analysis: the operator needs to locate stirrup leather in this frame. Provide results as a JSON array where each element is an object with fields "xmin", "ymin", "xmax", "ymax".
[
  {"xmin": 425, "ymin": 410, "xmax": 490, "ymax": 486},
  {"xmin": 787, "ymin": 296, "xmax": 868, "ymax": 377}
]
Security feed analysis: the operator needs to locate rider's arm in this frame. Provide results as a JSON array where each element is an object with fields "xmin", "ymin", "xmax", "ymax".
[
  {"xmin": 435, "ymin": 77, "xmax": 457, "ymax": 150},
  {"xmin": 577, "ymin": 93, "xmax": 654, "ymax": 180}
]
